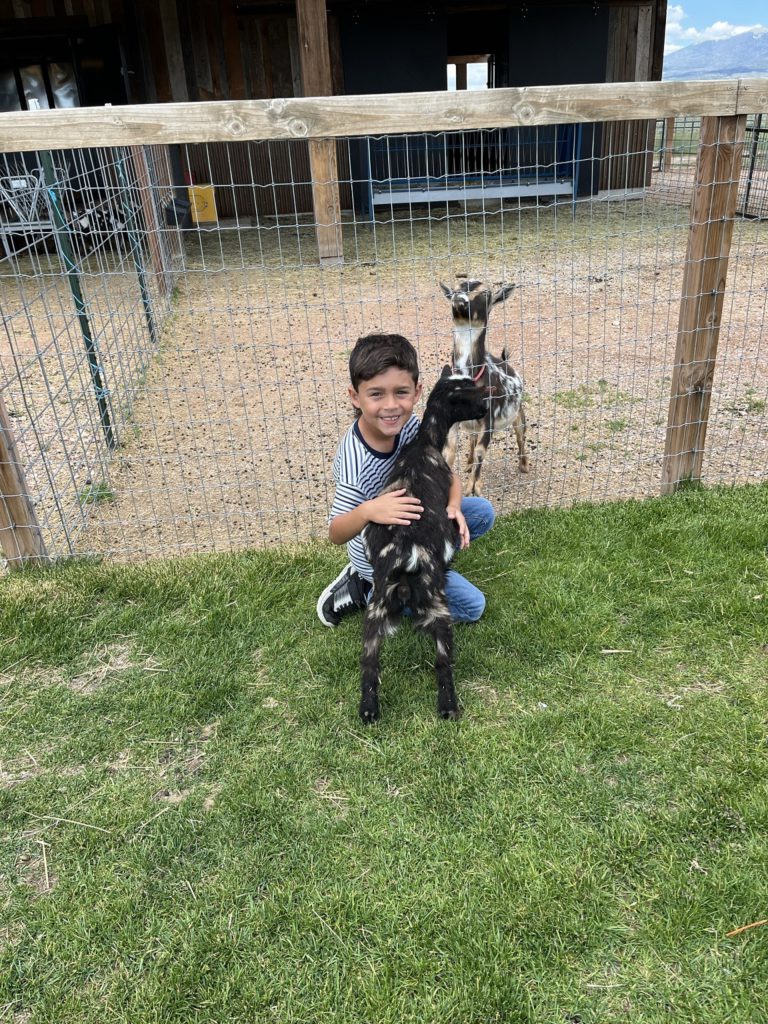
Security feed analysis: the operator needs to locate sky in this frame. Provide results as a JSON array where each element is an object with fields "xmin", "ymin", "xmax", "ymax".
[
  {"xmin": 448, "ymin": 1, "xmax": 766, "ymax": 88},
  {"xmin": 665, "ymin": 1, "xmax": 767, "ymax": 53}
]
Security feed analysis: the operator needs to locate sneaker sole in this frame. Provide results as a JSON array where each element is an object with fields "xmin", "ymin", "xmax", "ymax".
[{"xmin": 316, "ymin": 564, "xmax": 353, "ymax": 627}]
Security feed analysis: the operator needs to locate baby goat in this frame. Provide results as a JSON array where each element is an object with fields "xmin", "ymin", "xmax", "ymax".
[
  {"xmin": 359, "ymin": 369, "xmax": 487, "ymax": 723},
  {"xmin": 440, "ymin": 279, "xmax": 530, "ymax": 496}
]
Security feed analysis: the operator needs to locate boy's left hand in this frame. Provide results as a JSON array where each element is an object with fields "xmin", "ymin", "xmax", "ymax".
[{"xmin": 447, "ymin": 504, "xmax": 470, "ymax": 549}]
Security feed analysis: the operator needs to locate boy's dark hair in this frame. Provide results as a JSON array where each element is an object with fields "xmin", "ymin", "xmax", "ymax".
[{"xmin": 349, "ymin": 333, "xmax": 420, "ymax": 391}]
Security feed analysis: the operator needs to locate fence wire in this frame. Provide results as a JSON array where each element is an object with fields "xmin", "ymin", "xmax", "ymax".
[{"xmin": 1, "ymin": 112, "xmax": 766, "ymax": 565}]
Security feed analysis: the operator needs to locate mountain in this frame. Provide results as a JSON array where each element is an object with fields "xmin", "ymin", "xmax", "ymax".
[{"xmin": 663, "ymin": 28, "xmax": 768, "ymax": 80}]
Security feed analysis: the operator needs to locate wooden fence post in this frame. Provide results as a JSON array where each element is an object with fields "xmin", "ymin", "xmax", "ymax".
[
  {"xmin": 0, "ymin": 393, "xmax": 49, "ymax": 568},
  {"xmin": 661, "ymin": 114, "xmax": 747, "ymax": 494},
  {"xmin": 130, "ymin": 144, "xmax": 172, "ymax": 299},
  {"xmin": 296, "ymin": 0, "xmax": 344, "ymax": 264}
]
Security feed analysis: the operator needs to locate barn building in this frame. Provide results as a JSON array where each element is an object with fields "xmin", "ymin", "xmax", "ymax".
[{"xmin": 1, "ymin": 1, "xmax": 667, "ymax": 222}]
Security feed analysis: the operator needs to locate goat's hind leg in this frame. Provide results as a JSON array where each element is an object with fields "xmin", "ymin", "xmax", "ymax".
[
  {"xmin": 421, "ymin": 611, "xmax": 457, "ymax": 719},
  {"xmin": 360, "ymin": 601, "xmax": 387, "ymax": 723},
  {"xmin": 514, "ymin": 406, "xmax": 530, "ymax": 473},
  {"xmin": 465, "ymin": 423, "xmax": 492, "ymax": 497}
]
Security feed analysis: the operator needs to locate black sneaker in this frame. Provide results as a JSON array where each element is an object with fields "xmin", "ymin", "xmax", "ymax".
[{"xmin": 317, "ymin": 565, "xmax": 372, "ymax": 627}]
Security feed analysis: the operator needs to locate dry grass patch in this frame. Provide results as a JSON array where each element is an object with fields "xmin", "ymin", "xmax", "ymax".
[
  {"xmin": 16, "ymin": 844, "xmax": 56, "ymax": 896},
  {"xmin": 312, "ymin": 777, "xmax": 350, "ymax": 815},
  {"xmin": 67, "ymin": 642, "xmax": 167, "ymax": 695}
]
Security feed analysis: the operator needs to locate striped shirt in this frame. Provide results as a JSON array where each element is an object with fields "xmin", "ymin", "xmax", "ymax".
[{"xmin": 330, "ymin": 415, "xmax": 420, "ymax": 581}]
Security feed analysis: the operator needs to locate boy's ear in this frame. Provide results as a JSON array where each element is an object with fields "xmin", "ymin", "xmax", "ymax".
[{"xmin": 348, "ymin": 385, "xmax": 361, "ymax": 409}]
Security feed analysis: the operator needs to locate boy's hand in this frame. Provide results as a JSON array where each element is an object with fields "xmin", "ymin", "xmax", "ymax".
[
  {"xmin": 447, "ymin": 504, "xmax": 470, "ymax": 549},
  {"xmin": 368, "ymin": 489, "xmax": 423, "ymax": 526}
]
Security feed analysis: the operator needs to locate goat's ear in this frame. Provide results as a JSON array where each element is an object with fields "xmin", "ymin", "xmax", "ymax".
[
  {"xmin": 491, "ymin": 283, "xmax": 516, "ymax": 306},
  {"xmin": 439, "ymin": 281, "xmax": 454, "ymax": 300},
  {"xmin": 439, "ymin": 364, "xmax": 452, "ymax": 380}
]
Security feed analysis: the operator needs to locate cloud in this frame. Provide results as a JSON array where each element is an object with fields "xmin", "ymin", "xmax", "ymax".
[{"xmin": 665, "ymin": 5, "xmax": 767, "ymax": 53}]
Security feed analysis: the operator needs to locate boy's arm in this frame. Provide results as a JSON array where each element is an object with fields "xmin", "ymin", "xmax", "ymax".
[
  {"xmin": 329, "ymin": 489, "xmax": 424, "ymax": 545},
  {"xmin": 446, "ymin": 473, "xmax": 470, "ymax": 549}
]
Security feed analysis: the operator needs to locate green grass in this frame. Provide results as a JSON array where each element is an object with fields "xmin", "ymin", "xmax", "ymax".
[
  {"xmin": 76, "ymin": 481, "xmax": 115, "ymax": 507},
  {"xmin": 1, "ymin": 485, "xmax": 767, "ymax": 1023},
  {"xmin": 553, "ymin": 380, "xmax": 631, "ymax": 412}
]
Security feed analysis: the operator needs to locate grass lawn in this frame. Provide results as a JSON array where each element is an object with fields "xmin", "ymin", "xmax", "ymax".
[{"xmin": 1, "ymin": 485, "xmax": 767, "ymax": 1024}]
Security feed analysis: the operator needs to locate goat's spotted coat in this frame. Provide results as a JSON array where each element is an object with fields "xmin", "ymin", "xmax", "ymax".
[{"xmin": 359, "ymin": 370, "xmax": 487, "ymax": 723}]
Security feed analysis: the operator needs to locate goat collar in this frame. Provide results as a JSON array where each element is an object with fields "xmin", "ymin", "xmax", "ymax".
[{"xmin": 453, "ymin": 363, "xmax": 486, "ymax": 383}]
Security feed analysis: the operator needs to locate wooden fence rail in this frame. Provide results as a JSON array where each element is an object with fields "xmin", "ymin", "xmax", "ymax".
[{"xmin": 0, "ymin": 80, "xmax": 766, "ymax": 153}]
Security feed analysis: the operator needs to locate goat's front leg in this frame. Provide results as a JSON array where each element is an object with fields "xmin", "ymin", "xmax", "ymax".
[
  {"xmin": 360, "ymin": 602, "xmax": 385, "ymax": 723},
  {"xmin": 443, "ymin": 423, "xmax": 459, "ymax": 473},
  {"xmin": 465, "ymin": 423, "xmax": 492, "ymax": 497},
  {"xmin": 420, "ymin": 609, "xmax": 457, "ymax": 719}
]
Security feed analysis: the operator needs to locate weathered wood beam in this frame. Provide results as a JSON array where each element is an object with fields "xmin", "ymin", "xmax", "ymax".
[
  {"xmin": 2, "ymin": 79, "xmax": 764, "ymax": 153},
  {"xmin": 0, "ymin": 393, "xmax": 49, "ymax": 569},
  {"xmin": 295, "ymin": 0, "xmax": 343, "ymax": 262},
  {"xmin": 661, "ymin": 114, "xmax": 747, "ymax": 494}
]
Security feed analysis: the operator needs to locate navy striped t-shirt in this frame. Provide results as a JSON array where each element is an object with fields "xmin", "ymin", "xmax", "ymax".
[{"xmin": 330, "ymin": 415, "xmax": 420, "ymax": 581}]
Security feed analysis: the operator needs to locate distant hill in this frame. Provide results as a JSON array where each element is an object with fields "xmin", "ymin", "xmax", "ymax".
[{"xmin": 663, "ymin": 28, "xmax": 768, "ymax": 80}]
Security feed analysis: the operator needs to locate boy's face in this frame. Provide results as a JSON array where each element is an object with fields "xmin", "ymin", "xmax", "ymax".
[{"xmin": 349, "ymin": 367, "xmax": 422, "ymax": 449}]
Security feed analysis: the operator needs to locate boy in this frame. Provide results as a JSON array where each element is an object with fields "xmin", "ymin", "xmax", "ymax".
[{"xmin": 317, "ymin": 333, "xmax": 496, "ymax": 627}]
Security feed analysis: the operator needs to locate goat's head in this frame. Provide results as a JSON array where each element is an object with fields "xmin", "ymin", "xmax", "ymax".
[
  {"xmin": 427, "ymin": 366, "xmax": 488, "ymax": 426},
  {"xmin": 439, "ymin": 279, "xmax": 516, "ymax": 327}
]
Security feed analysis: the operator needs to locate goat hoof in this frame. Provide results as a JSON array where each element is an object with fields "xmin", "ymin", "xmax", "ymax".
[
  {"xmin": 519, "ymin": 457, "xmax": 531, "ymax": 473},
  {"xmin": 438, "ymin": 697, "xmax": 459, "ymax": 720},
  {"xmin": 359, "ymin": 699, "xmax": 380, "ymax": 724}
]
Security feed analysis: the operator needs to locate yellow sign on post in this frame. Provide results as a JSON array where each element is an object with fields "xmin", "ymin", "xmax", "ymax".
[{"xmin": 187, "ymin": 184, "xmax": 217, "ymax": 224}]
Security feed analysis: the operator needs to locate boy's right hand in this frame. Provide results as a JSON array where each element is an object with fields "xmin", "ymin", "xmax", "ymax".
[{"xmin": 367, "ymin": 489, "xmax": 423, "ymax": 526}]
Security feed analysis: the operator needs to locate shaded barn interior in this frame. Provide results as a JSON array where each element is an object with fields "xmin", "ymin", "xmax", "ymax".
[{"xmin": 1, "ymin": 1, "xmax": 666, "ymax": 222}]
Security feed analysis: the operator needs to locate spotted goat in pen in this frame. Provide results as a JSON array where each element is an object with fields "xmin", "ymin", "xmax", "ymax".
[
  {"xmin": 440, "ymin": 279, "xmax": 530, "ymax": 495},
  {"xmin": 359, "ymin": 368, "xmax": 488, "ymax": 723}
]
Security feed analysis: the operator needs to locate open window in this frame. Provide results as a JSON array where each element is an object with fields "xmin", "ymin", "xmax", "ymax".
[
  {"xmin": 0, "ymin": 61, "xmax": 80, "ymax": 112},
  {"xmin": 447, "ymin": 55, "xmax": 491, "ymax": 92}
]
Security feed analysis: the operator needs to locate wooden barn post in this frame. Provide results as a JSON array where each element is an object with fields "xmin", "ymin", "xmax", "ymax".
[
  {"xmin": 0, "ymin": 393, "xmax": 49, "ymax": 568},
  {"xmin": 129, "ymin": 145, "xmax": 172, "ymax": 298},
  {"xmin": 661, "ymin": 114, "xmax": 747, "ymax": 494},
  {"xmin": 295, "ymin": 0, "xmax": 344, "ymax": 263}
]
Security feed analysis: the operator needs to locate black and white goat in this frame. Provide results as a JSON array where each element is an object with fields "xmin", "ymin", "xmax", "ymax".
[
  {"xmin": 359, "ymin": 369, "xmax": 487, "ymax": 723},
  {"xmin": 440, "ymin": 279, "xmax": 530, "ymax": 496}
]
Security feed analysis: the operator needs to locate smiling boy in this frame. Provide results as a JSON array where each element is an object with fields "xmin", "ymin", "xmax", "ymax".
[{"xmin": 317, "ymin": 333, "xmax": 495, "ymax": 627}]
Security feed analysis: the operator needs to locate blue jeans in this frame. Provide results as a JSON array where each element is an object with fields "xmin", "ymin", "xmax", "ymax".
[{"xmin": 445, "ymin": 497, "xmax": 495, "ymax": 623}]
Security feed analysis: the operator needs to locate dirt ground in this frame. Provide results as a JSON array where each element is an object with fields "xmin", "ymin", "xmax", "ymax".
[{"xmin": 2, "ymin": 184, "xmax": 767, "ymax": 563}]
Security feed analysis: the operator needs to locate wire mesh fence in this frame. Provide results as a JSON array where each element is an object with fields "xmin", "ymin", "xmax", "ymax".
[
  {"xmin": 1, "ymin": 144, "xmax": 182, "ymax": 560},
  {"xmin": 653, "ymin": 113, "xmax": 768, "ymax": 218},
  {"xmin": 1, "ymin": 92, "xmax": 767, "ymax": 566}
]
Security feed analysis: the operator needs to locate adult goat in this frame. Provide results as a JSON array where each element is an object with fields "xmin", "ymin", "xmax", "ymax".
[{"xmin": 440, "ymin": 279, "xmax": 530, "ymax": 495}]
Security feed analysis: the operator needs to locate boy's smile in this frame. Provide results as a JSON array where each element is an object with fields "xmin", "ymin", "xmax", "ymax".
[{"xmin": 349, "ymin": 368, "xmax": 422, "ymax": 451}]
